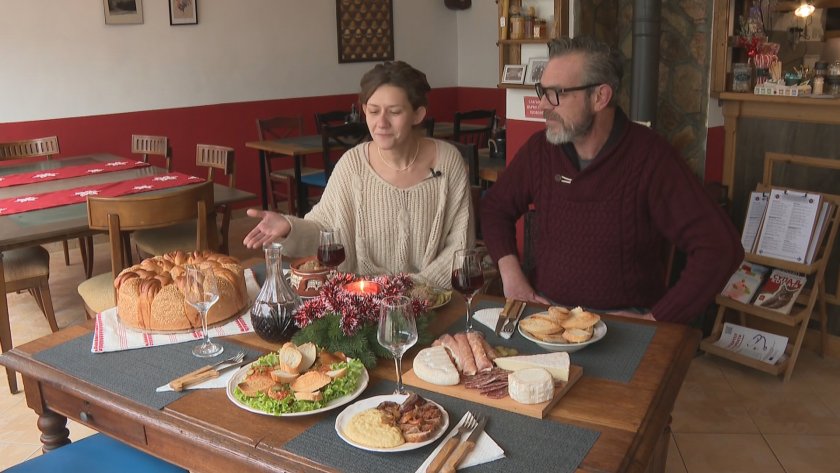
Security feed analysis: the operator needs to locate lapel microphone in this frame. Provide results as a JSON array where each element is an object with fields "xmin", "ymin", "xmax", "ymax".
[{"xmin": 429, "ymin": 168, "xmax": 442, "ymax": 178}]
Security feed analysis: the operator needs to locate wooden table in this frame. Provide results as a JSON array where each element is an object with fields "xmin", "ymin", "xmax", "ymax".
[
  {"xmin": 245, "ymin": 122, "xmax": 485, "ymax": 213},
  {"xmin": 0, "ymin": 294, "xmax": 698, "ymax": 473},
  {"xmin": 0, "ymin": 153, "xmax": 255, "ymax": 393}
]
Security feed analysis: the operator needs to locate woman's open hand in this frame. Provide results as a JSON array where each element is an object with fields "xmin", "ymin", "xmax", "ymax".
[{"xmin": 242, "ymin": 209, "xmax": 292, "ymax": 249}]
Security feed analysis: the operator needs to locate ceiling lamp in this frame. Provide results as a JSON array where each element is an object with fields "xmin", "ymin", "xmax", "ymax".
[{"xmin": 794, "ymin": 1, "xmax": 815, "ymax": 18}]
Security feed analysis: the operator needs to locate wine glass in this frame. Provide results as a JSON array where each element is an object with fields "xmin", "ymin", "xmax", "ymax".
[
  {"xmin": 451, "ymin": 249, "xmax": 485, "ymax": 332},
  {"xmin": 377, "ymin": 295, "xmax": 418, "ymax": 395},
  {"xmin": 317, "ymin": 228, "xmax": 346, "ymax": 270},
  {"xmin": 184, "ymin": 264, "xmax": 223, "ymax": 358}
]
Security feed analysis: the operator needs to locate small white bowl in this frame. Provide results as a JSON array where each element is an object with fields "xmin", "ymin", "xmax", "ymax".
[{"xmin": 518, "ymin": 318, "xmax": 608, "ymax": 353}]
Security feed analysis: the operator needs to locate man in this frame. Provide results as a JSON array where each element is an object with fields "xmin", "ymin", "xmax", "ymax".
[{"xmin": 480, "ymin": 36, "xmax": 742, "ymax": 324}]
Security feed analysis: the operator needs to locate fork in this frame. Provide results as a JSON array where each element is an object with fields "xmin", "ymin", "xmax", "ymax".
[
  {"xmin": 168, "ymin": 351, "xmax": 245, "ymax": 391},
  {"xmin": 426, "ymin": 412, "xmax": 478, "ymax": 473},
  {"xmin": 500, "ymin": 300, "xmax": 525, "ymax": 336}
]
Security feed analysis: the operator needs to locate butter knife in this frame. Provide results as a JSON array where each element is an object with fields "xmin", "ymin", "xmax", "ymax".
[
  {"xmin": 167, "ymin": 359, "xmax": 246, "ymax": 392},
  {"xmin": 501, "ymin": 300, "xmax": 527, "ymax": 335},
  {"xmin": 494, "ymin": 299, "xmax": 515, "ymax": 335},
  {"xmin": 441, "ymin": 415, "xmax": 488, "ymax": 473}
]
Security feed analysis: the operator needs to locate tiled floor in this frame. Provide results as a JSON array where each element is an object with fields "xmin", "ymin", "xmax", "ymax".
[{"xmin": 2, "ymin": 216, "xmax": 839, "ymax": 472}]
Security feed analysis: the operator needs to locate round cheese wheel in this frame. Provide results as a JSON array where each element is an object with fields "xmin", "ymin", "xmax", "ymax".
[{"xmin": 508, "ymin": 368, "xmax": 554, "ymax": 404}]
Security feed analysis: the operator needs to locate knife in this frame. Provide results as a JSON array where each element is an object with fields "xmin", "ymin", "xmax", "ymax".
[
  {"xmin": 494, "ymin": 299, "xmax": 515, "ymax": 335},
  {"xmin": 167, "ymin": 359, "xmax": 245, "ymax": 392},
  {"xmin": 441, "ymin": 415, "xmax": 488, "ymax": 473},
  {"xmin": 501, "ymin": 300, "xmax": 526, "ymax": 335}
]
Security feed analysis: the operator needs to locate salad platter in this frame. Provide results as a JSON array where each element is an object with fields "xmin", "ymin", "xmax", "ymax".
[{"xmin": 226, "ymin": 342, "xmax": 369, "ymax": 417}]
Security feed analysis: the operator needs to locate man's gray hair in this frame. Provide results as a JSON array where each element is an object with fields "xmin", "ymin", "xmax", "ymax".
[{"xmin": 548, "ymin": 36, "xmax": 623, "ymax": 106}]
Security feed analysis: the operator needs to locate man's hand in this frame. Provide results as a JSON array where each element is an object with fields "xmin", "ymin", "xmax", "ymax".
[
  {"xmin": 497, "ymin": 255, "xmax": 551, "ymax": 305},
  {"xmin": 607, "ymin": 310, "xmax": 656, "ymax": 321},
  {"xmin": 242, "ymin": 209, "xmax": 292, "ymax": 249}
]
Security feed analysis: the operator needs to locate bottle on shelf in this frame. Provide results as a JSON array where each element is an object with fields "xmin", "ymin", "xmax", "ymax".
[
  {"xmin": 524, "ymin": 5, "xmax": 535, "ymax": 39},
  {"xmin": 509, "ymin": 3, "xmax": 524, "ymax": 40}
]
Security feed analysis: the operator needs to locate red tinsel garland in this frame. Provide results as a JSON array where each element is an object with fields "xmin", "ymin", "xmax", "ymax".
[{"xmin": 294, "ymin": 272, "xmax": 430, "ymax": 336}]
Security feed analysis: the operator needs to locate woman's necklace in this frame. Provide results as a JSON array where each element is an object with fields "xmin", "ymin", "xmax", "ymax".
[{"xmin": 376, "ymin": 140, "xmax": 420, "ymax": 173}]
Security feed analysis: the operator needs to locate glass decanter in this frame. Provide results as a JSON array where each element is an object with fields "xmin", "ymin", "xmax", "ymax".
[{"xmin": 250, "ymin": 242, "xmax": 302, "ymax": 343}]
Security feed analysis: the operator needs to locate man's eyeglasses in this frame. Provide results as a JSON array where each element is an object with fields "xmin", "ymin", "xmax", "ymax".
[{"xmin": 535, "ymin": 83, "xmax": 601, "ymax": 106}]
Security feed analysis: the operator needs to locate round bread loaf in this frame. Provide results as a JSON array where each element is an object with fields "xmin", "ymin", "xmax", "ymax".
[{"xmin": 114, "ymin": 251, "xmax": 248, "ymax": 331}]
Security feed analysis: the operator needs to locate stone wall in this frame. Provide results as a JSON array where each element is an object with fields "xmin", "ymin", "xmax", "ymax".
[{"xmin": 579, "ymin": 0, "xmax": 713, "ymax": 177}]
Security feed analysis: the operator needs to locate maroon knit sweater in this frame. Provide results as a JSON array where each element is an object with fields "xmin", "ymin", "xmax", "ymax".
[{"xmin": 480, "ymin": 112, "xmax": 743, "ymax": 324}]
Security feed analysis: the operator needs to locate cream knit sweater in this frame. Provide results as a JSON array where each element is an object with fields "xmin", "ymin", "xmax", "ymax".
[{"xmin": 281, "ymin": 139, "xmax": 474, "ymax": 288}]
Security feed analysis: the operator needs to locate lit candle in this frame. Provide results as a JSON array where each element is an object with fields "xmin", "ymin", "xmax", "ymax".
[{"xmin": 343, "ymin": 280, "xmax": 382, "ymax": 296}]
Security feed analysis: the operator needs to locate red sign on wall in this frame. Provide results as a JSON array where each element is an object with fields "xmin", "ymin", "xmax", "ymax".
[{"xmin": 524, "ymin": 96, "xmax": 544, "ymax": 119}]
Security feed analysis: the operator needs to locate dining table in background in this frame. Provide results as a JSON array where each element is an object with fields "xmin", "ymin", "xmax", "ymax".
[
  {"xmin": 0, "ymin": 292, "xmax": 699, "ymax": 473},
  {"xmin": 0, "ymin": 153, "xmax": 256, "ymax": 393},
  {"xmin": 246, "ymin": 121, "xmax": 486, "ymax": 213}
]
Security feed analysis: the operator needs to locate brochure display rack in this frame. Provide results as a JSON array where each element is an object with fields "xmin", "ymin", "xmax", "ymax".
[{"xmin": 700, "ymin": 153, "xmax": 840, "ymax": 381}]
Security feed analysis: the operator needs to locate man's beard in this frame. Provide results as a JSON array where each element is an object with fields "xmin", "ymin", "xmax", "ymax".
[{"xmin": 544, "ymin": 105, "xmax": 594, "ymax": 144}]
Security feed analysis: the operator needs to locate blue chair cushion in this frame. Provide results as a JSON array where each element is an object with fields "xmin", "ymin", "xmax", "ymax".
[
  {"xmin": 3, "ymin": 434, "xmax": 186, "ymax": 473},
  {"xmin": 300, "ymin": 172, "xmax": 327, "ymax": 188}
]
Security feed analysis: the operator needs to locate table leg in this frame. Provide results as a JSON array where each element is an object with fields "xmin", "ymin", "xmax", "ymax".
[
  {"xmin": 259, "ymin": 150, "xmax": 270, "ymax": 210},
  {"xmin": 294, "ymin": 154, "xmax": 305, "ymax": 217},
  {"xmin": 0, "ymin": 251, "xmax": 17, "ymax": 394},
  {"xmin": 37, "ymin": 409, "xmax": 71, "ymax": 453}
]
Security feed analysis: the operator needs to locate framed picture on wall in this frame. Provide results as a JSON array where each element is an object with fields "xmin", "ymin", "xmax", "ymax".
[
  {"xmin": 501, "ymin": 65, "xmax": 526, "ymax": 84},
  {"xmin": 170, "ymin": 0, "xmax": 197, "ymax": 25},
  {"xmin": 103, "ymin": 0, "xmax": 143, "ymax": 25},
  {"xmin": 524, "ymin": 57, "xmax": 549, "ymax": 85},
  {"xmin": 336, "ymin": 0, "xmax": 394, "ymax": 63}
]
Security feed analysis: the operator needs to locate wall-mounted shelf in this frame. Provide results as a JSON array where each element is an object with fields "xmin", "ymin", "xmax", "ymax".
[{"xmin": 496, "ymin": 0, "xmax": 568, "ymax": 87}]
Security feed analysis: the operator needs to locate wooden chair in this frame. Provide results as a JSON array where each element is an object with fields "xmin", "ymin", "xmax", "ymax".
[
  {"xmin": 314, "ymin": 110, "xmax": 351, "ymax": 130},
  {"xmin": 255, "ymin": 116, "xmax": 321, "ymax": 215},
  {"xmin": 77, "ymin": 181, "xmax": 214, "ymax": 317},
  {"xmin": 453, "ymin": 109, "xmax": 495, "ymax": 149},
  {"xmin": 3, "ymin": 433, "xmax": 186, "ymax": 473},
  {"xmin": 446, "ymin": 140, "xmax": 480, "ymax": 186},
  {"xmin": 0, "ymin": 136, "xmax": 92, "ymax": 276},
  {"xmin": 2, "ymin": 246, "xmax": 58, "ymax": 394},
  {"xmin": 299, "ymin": 122, "xmax": 369, "ymax": 213},
  {"xmin": 131, "ymin": 134, "xmax": 171, "ymax": 171},
  {"xmin": 420, "ymin": 117, "xmax": 436, "ymax": 137},
  {"xmin": 133, "ymin": 145, "xmax": 233, "ymax": 257}
]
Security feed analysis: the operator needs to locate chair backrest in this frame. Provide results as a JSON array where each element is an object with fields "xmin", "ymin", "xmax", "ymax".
[
  {"xmin": 0, "ymin": 136, "xmax": 60, "ymax": 160},
  {"xmin": 196, "ymin": 144, "xmax": 235, "ymax": 187},
  {"xmin": 320, "ymin": 122, "xmax": 369, "ymax": 182},
  {"xmin": 256, "ymin": 116, "xmax": 303, "ymax": 141},
  {"xmin": 87, "ymin": 181, "xmax": 214, "ymax": 279},
  {"xmin": 445, "ymin": 140, "xmax": 479, "ymax": 186},
  {"xmin": 315, "ymin": 110, "xmax": 351, "ymax": 130},
  {"xmin": 453, "ymin": 109, "xmax": 495, "ymax": 148},
  {"xmin": 421, "ymin": 118, "xmax": 436, "ymax": 137},
  {"xmin": 131, "ymin": 134, "xmax": 171, "ymax": 171}
]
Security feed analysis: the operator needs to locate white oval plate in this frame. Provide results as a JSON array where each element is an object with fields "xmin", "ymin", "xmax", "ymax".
[
  {"xmin": 226, "ymin": 361, "xmax": 369, "ymax": 417},
  {"xmin": 335, "ymin": 394, "xmax": 449, "ymax": 452},
  {"xmin": 518, "ymin": 318, "xmax": 608, "ymax": 353}
]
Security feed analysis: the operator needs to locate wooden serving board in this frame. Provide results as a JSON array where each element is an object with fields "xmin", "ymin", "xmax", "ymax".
[{"xmin": 402, "ymin": 364, "xmax": 583, "ymax": 419}]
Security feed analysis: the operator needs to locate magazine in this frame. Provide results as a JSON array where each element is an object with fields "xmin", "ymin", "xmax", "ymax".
[
  {"xmin": 713, "ymin": 322, "xmax": 788, "ymax": 365},
  {"xmin": 720, "ymin": 261, "xmax": 769, "ymax": 304},
  {"xmin": 752, "ymin": 269, "xmax": 807, "ymax": 314}
]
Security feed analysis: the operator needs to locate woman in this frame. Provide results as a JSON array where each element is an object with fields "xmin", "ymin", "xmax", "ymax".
[{"xmin": 243, "ymin": 61, "xmax": 473, "ymax": 288}]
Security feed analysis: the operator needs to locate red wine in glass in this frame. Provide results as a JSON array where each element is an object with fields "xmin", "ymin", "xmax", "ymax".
[
  {"xmin": 451, "ymin": 269, "xmax": 484, "ymax": 295},
  {"xmin": 318, "ymin": 243, "xmax": 346, "ymax": 268}
]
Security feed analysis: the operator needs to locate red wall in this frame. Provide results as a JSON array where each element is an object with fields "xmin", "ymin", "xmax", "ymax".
[
  {"xmin": 705, "ymin": 126, "xmax": 725, "ymax": 183},
  {"xmin": 0, "ymin": 86, "xmax": 505, "ymax": 206}
]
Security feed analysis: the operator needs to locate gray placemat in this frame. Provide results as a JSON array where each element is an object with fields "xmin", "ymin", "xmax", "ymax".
[
  {"xmin": 33, "ymin": 334, "xmax": 266, "ymax": 410},
  {"xmin": 284, "ymin": 380, "xmax": 599, "ymax": 473},
  {"xmin": 458, "ymin": 300, "xmax": 657, "ymax": 383}
]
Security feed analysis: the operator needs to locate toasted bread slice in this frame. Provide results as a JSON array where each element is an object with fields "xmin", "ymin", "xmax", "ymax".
[
  {"xmin": 290, "ymin": 370, "xmax": 332, "ymax": 393},
  {"xmin": 237, "ymin": 374, "xmax": 276, "ymax": 397},
  {"xmin": 278, "ymin": 345, "xmax": 303, "ymax": 373},
  {"xmin": 270, "ymin": 369, "xmax": 300, "ymax": 384},
  {"xmin": 560, "ymin": 310, "xmax": 600, "ymax": 330},
  {"xmin": 294, "ymin": 390, "xmax": 324, "ymax": 402},
  {"xmin": 562, "ymin": 328, "xmax": 593, "ymax": 343},
  {"xmin": 548, "ymin": 306, "xmax": 572, "ymax": 324},
  {"xmin": 326, "ymin": 366, "xmax": 348, "ymax": 379},
  {"xmin": 531, "ymin": 329, "xmax": 568, "ymax": 343},
  {"xmin": 520, "ymin": 313, "xmax": 562, "ymax": 335},
  {"xmin": 297, "ymin": 342, "xmax": 317, "ymax": 371}
]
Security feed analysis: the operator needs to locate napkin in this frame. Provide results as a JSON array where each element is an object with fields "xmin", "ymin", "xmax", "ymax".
[
  {"xmin": 473, "ymin": 308, "xmax": 511, "ymax": 338},
  {"xmin": 155, "ymin": 362, "xmax": 244, "ymax": 392},
  {"xmin": 415, "ymin": 413, "xmax": 505, "ymax": 472},
  {"xmin": 91, "ymin": 269, "xmax": 260, "ymax": 353}
]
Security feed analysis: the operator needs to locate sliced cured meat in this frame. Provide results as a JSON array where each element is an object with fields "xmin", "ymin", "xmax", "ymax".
[
  {"xmin": 480, "ymin": 337, "xmax": 497, "ymax": 361},
  {"xmin": 484, "ymin": 386, "xmax": 509, "ymax": 399},
  {"xmin": 436, "ymin": 334, "xmax": 463, "ymax": 371},
  {"xmin": 453, "ymin": 332, "xmax": 478, "ymax": 376},
  {"xmin": 467, "ymin": 331, "xmax": 493, "ymax": 372}
]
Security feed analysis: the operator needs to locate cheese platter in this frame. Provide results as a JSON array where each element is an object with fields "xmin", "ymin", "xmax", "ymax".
[{"xmin": 402, "ymin": 363, "xmax": 582, "ymax": 419}]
